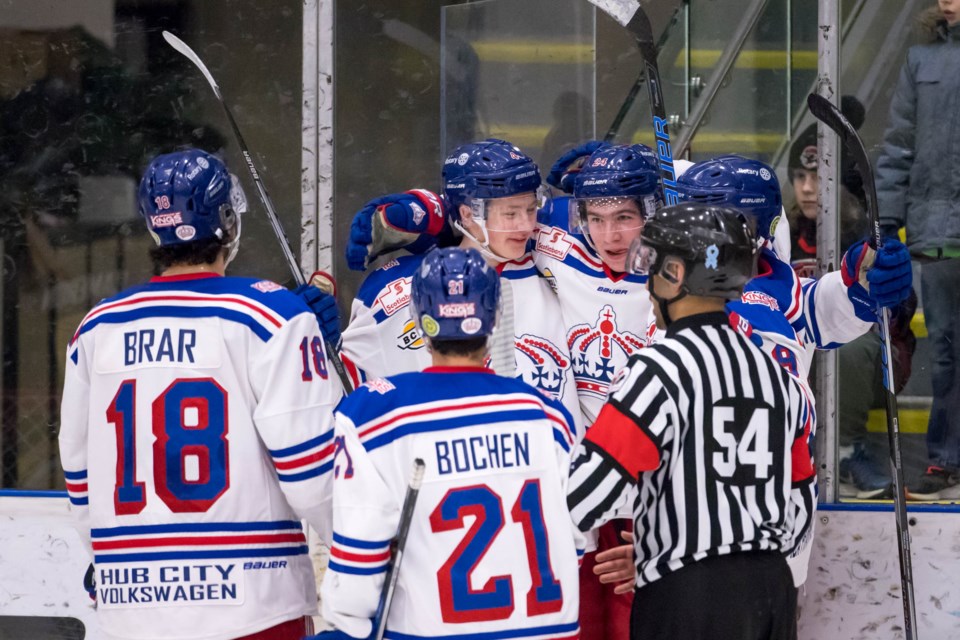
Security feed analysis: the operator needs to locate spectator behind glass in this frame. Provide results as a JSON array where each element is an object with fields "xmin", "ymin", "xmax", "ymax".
[
  {"xmin": 787, "ymin": 104, "xmax": 918, "ymax": 499},
  {"xmin": 876, "ymin": 0, "xmax": 960, "ymax": 500},
  {"xmin": 787, "ymin": 95, "xmax": 866, "ymax": 278}
]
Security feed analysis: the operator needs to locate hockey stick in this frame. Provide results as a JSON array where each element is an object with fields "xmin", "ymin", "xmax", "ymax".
[
  {"xmin": 807, "ymin": 92, "xmax": 918, "ymax": 640},
  {"xmin": 586, "ymin": 0, "xmax": 679, "ymax": 205},
  {"xmin": 163, "ymin": 31, "xmax": 355, "ymax": 395},
  {"xmin": 161, "ymin": 31, "xmax": 304, "ymax": 287},
  {"xmin": 602, "ymin": 1, "xmax": 686, "ymax": 143},
  {"xmin": 373, "ymin": 458, "xmax": 426, "ymax": 640},
  {"xmin": 307, "ymin": 270, "xmax": 355, "ymax": 394}
]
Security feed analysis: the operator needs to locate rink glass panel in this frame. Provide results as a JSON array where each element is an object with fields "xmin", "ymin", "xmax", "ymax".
[
  {"xmin": 0, "ymin": 0, "xmax": 946, "ymax": 503},
  {"xmin": 0, "ymin": 0, "xmax": 302, "ymax": 490}
]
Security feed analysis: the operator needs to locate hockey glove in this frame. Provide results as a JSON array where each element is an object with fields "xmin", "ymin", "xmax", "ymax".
[
  {"xmin": 294, "ymin": 284, "xmax": 342, "ymax": 348},
  {"xmin": 842, "ymin": 239, "xmax": 912, "ymax": 319},
  {"xmin": 83, "ymin": 562, "xmax": 97, "ymax": 603},
  {"xmin": 346, "ymin": 190, "xmax": 446, "ymax": 271},
  {"xmin": 546, "ymin": 140, "xmax": 610, "ymax": 194}
]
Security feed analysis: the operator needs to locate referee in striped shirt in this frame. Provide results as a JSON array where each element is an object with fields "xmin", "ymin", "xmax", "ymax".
[{"xmin": 568, "ymin": 203, "xmax": 815, "ymax": 640}]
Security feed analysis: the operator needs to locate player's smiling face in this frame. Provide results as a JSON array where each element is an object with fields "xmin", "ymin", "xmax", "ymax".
[
  {"xmin": 584, "ymin": 198, "xmax": 644, "ymax": 272},
  {"xmin": 479, "ymin": 192, "xmax": 539, "ymax": 260}
]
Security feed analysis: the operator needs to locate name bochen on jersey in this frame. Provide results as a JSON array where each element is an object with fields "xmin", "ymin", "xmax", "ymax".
[{"xmin": 323, "ymin": 370, "xmax": 582, "ymax": 640}]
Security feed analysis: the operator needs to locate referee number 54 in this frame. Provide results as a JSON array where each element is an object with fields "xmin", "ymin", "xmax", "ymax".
[{"xmin": 710, "ymin": 400, "xmax": 783, "ymax": 484}]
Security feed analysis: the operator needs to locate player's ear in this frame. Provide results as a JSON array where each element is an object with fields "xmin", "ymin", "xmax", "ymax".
[{"xmin": 458, "ymin": 203, "xmax": 474, "ymax": 225}]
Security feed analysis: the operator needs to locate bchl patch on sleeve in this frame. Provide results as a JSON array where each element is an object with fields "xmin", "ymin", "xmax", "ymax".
[
  {"xmin": 251, "ymin": 280, "xmax": 283, "ymax": 293},
  {"xmin": 363, "ymin": 378, "xmax": 396, "ymax": 394},
  {"xmin": 535, "ymin": 227, "xmax": 572, "ymax": 261}
]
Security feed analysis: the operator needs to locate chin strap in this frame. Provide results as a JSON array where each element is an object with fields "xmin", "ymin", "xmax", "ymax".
[
  {"xmin": 649, "ymin": 288, "xmax": 688, "ymax": 328},
  {"xmin": 453, "ymin": 220, "xmax": 512, "ymax": 264}
]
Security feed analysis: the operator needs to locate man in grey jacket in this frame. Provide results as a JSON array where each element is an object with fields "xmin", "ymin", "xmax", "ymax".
[{"xmin": 876, "ymin": 0, "xmax": 960, "ymax": 499}]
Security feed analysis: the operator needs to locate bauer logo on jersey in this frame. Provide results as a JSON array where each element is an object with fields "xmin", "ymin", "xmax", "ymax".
[
  {"xmin": 376, "ymin": 277, "xmax": 412, "ymax": 316},
  {"xmin": 438, "ymin": 302, "xmax": 475, "ymax": 318},
  {"xmin": 396, "ymin": 319, "xmax": 425, "ymax": 350},
  {"xmin": 536, "ymin": 228, "xmax": 572, "ymax": 261},
  {"xmin": 568, "ymin": 305, "xmax": 644, "ymax": 399},
  {"xmin": 150, "ymin": 212, "xmax": 183, "ymax": 228},
  {"xmin": 251, "ymin": 280, "xmax": 283, "ymax": 293},
  {"xmin": 515, "ymin": 333, "xmax": 570, "ymax": 399},
  {"xmin": 742, "ymin": 290, "xmax": 779, "ymax": 310}
]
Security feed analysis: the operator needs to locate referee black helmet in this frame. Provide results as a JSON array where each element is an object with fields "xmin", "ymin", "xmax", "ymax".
[{"xmin": 628, "ymin": 203, "xmax": 757, "ymax": 300}]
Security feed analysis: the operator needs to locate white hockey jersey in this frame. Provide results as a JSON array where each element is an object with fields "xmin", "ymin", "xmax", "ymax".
[
  {"xmin": 340, "ymin": 253, "xmax": 584, "ymax": 431},
  {"xmin": 531, "ymin": 225, "xmax": 651, "ymax": 424},
  {"xmin": 58, "ymin": 273, "xmax": 343, "ymax": 640},
  {"xmin": 321, "ymin": 368, "xmax": 584, "ymax": 640}
]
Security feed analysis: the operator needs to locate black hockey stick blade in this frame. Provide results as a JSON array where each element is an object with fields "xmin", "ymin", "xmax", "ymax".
[
  {"xmin": 373, "ymin": 459, "xmax": 426, "ymax": 640},
  {"xmin": 807, "ymin": 92, "xmax": 919, "ymax": 640},
  {"xmin": 806, "ymin": 93, "xmax": 883, "ymax": 249},
  {"xmin": 587, "ymin": 0, "xmax": 679, "ymax": 204},
  {"xmin": 162, "ymin": 30, "xmax": 305, "ymax": 287}
]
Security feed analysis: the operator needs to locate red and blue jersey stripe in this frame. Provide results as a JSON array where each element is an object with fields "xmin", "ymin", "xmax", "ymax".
[
  {"xmin": 64, "ymin": 469, "xmax": 88, "ymax": 506},
  {"xmin": 328, "ymin": 532, "xmax": 391, "ymax": 576},
  {"xmin": 90, "ymin": 520, "xmax": 308, "ymax": 564},
  {"xmin": 268, "ymin": 431, "xmax": 335, "ymax": 482}
]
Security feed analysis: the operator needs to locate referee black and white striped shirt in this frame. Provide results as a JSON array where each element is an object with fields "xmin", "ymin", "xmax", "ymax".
[{"xmin": 568, "ymin": 311, "xmax": 816, "ymax": 588}]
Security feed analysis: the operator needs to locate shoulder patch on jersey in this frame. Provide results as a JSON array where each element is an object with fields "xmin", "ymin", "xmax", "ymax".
[
  {"xmin": 363, "ymin": 378, "xmax": 396, "ymax": 394},
  {"xmin": 251, "ymin": 280, "xmax": 283, "ymax": 293},
  {"xmin": 396, "ymin": 319, "xmax": 425, "ymax": 351},
  {"xmin": 536, "ymin": 226, "xmax": 573, "ymax": 261},
  {"xmin": 381, "ymin": 258, "xmax": 400, "ymax": 270},
  {"xmin": 376, "ymin": 277, "xmax": 412, "ymax": 316},
  {"xmin": 742, "ymin": 290, "xmax": 779, "ymax": 310}
]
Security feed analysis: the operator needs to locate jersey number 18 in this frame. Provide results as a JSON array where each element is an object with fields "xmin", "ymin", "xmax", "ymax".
[{"xmin": 107, "ymin": 378, "xmax": 229, "ymax": 514}]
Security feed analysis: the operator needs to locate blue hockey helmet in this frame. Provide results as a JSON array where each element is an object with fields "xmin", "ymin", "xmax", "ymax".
[
  {"xmin": 676, "ymin": 155, "xmax": 782, "ymax": 240},
  {"xmin": 411, "ymin": 247, "xmax": 501, "ymax": 342},
  {"xmin": 570, "ymin": 143, "xmax": 662, "ymax": 250},
  {"xmin": 138, "ymin": 149, "xmax": 242, "ymax": 250},
  {"xmin": 442, "ymin": 138, "xmax": 543, "ymax": 212}
]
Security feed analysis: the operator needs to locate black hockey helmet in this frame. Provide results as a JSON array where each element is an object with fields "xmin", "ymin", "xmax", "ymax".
[{"xmin": 627, "ymin": 203, "xmax": 757, "ymax": 300}]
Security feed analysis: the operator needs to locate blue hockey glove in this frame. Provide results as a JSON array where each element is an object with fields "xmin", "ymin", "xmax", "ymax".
[
  {"xmin": 841, "ymin": 239, "xmax": 912, "ymax": 321},
  {"xmin": 304, "ymin": 628, "xmax": 370, "ymax": 640},
  {"xmin": 546, "ymin": 140, "xmax": 610, "ymax": 194},
  {"xmin": 539, "ymin": 195, "xmax": 574, "ymax": 231},
  {"xmin": 294, "ymin": 283, "xmax": 342, "ymax": 348},
  {"xmin": 346, "ymin": 190, "xmax": 446, "ymax": 271}
]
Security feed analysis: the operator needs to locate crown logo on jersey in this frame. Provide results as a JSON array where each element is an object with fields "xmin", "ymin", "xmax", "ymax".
[
  {"xmin": 568, "ymin": 305, "xmax": 644, "ymax": 399},
  {"xmin": 514, "ymin": 333, "xmax": 570, "ymax": 398}
]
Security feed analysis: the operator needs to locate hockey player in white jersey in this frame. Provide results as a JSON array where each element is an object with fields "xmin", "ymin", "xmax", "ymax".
[
  {"xmin": 58, "ymin": 149, "xmax": 343, "ymax": 640},
  {"xmin": 313, "ymin": 247, "xmax": 583, "ymax": 640},
  {"xmin": 339, "ymin": 139, "xmax": 583, "ymax": 430},
  {"xmin": 670, "ymin": 155, "xmax": 913, "ymax": 386}
]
